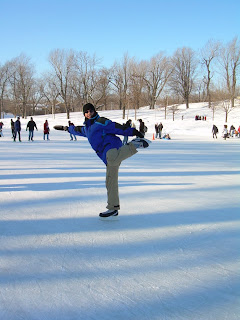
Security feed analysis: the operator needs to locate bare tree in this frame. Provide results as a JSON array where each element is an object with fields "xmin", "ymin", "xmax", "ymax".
[
  {"xmin": 73, "ymin": 51, "xmax": 101, "ymax": 108},
  {"xmin": 9, "ymin": 54, "xmax": 35, "ymax": 118},
  {"xmin": 221, "ymin": 99, "xmax": 235, "ymax": 123},
  {"xmin": 0, "ymin": 61, "xmax": 13, "ymax": 118},
  {"xmin": 210, "ymin": 101, "xmax": 219, "ymax": 121},
  {"xmin": 121, "ymin": 53, "xmax": 130, "ymax": 119},
  {"xmin": 93, "ymin": 67, "xmax": 111, "ymax": 109},
  {"xmin": 109, "ymin": 53, "xmax": 134, "ymax": 119},
  {"xmin": 129, "ymin": 59, "xmax": 147, "ymax": 119},
  {"xmin": 109, "ymin": 62, "xmax": 124, "ymax": 114},
  {"xmin": 195, "ymin": 79, "xmax": 204, "ymax": 102},
  {"xmin": 48, "ymin": 49, "xmax": 75, "ymax": 119},
  {"xmin": 28, "ymin": 78, "xmax": 45, "ymax": 115},
  {"xmin": 168, "ymin": 104, "xmax": 180, "ymax": 121},
  {"xmin": 219, "ymin": 37, "xmax": 240, "ymax": 108},
  {"xmin": 143, "ymin": 52, "xmax": 173, "ymax": 109},
  {"xmin": 170, "ymin": 47, "xmax": 197, "ymax": 109},
  {"xmin": 201, "ymin": 40, "xmax": 220, "ymax": 109},
  {"xmin": 42, "ymin": 73, "xmax": 60, "ymax": 118}
]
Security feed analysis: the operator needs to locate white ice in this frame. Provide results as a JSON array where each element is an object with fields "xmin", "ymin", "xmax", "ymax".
[{"xmin": 0, "ymin": 103, "xmax": 240, "ymax": 319}]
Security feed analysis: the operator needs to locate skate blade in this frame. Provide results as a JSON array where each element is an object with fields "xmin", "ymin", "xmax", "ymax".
[{"xmin": 99, "ymin": 215, "xmax": 119, "ymax": 221}]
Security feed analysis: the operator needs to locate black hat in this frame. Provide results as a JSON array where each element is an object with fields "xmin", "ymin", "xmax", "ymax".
[{"xmin": 83, "ymin": 103, "xmax": 95, "ymax": 115}]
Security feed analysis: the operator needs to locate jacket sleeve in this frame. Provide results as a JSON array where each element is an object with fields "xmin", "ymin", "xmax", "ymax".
[
  {"xmin": 68, "ymin": 125, "xmax": 87, "ymax": 137},
  {"xmin": 97, "ymin": 117, "xmax": 141, "ymax": 137}
]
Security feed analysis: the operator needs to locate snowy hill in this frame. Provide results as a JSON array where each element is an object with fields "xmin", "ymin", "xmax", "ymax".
[
  {"xmin": 0, "ymin": 102, "xmax": 240, "ymax": 320},
  {"xmin": 1, "ymin": 101, "xmax": 240, "ymax": 140}
]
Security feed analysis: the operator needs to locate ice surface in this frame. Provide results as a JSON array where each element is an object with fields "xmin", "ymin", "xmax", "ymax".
[{"xmin": 0, "ymin": 103, "xmax": 239, "ymax": 319}]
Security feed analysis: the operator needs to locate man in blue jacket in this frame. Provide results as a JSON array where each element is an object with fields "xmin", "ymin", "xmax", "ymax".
[
  {"xmin": 14, "ymin": 117, "xmax": 21, "ymax": 142},
  {"xmin": 54, "ymin": 103, "xmax": 150, "ymax": 219}
]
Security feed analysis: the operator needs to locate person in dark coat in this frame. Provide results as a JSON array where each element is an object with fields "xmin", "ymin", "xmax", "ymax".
[
  {"xmin": 158, "ymin": 122, "xmax": 163, "ymax": 139},
  {"xmin": 11, "ymin": 119, "xmax": 15, "ymax": 139},
  {"xmin": 123, "ymin": 119, "xmax": 132, "ymax": 145},
  {"xmin": 26, "ymin": 117, "xmax": 38, "ymax": 141},
  {"xmin": 138, "ymin": 119, "xmax": 145, "ymax": 137},
  {"xmin": 155, "ymin": 123, "xmax": 159, "ymax": 138},
  {"xmin": 54, "ymin": 103, "xmax": 150, "ymax": 219},
  {"xmin": 14, "ymin": 117, "xmax": 21, "ymax": 142},
  {"xmin": 212, "ymin": 124, "xmax": 218, "ymax": 139}
]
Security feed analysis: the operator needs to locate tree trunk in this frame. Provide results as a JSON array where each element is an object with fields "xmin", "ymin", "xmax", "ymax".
[
  {"xmin": 225, "ymin": 111, "xmax": 228, "ymax": 123},
  {"xmin": 185, "ymin": 96, "xmax": 189, "ymax": 109}
]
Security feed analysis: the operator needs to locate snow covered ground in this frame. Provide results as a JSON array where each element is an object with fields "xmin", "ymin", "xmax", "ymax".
[{"xmin": 0, "ymin": 103, "xmax": 240, "ymax": 319}]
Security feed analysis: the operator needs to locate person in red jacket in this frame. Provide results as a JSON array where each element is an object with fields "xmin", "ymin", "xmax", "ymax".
[{"xmin": 43, "ymin": 120, "xmax": 50, "ymax": 140}]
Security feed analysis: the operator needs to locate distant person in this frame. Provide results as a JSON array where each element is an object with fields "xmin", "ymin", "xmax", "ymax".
[
  {"xmin": 11, "ymin": 119, "xmax": 15, "ymax": 139},
  {"xmin": 0, "ymin": 121, "xmax": 4, "ymax": 137},
  {"xmin": 155, "ymin": 123, "xmax": 159, "ymax": 138},
  {"xmin": 162, "ymin": 133, "xmax": 171, "ymax": 140},
  {"xmin": 238, "ymin": 126, "xmax": 240, "ymax": 138},
  {"xmin": 43, "ymin": 120, "xmax": 50, "ymax": 140},
  {"xmin": 68, "ymin": 121, "xmax": 77, "ymax": 141},
  {"xmin": 123, "ymin": 119, "xmax": 132, "ymax": 145},
  {"xmin": 222, "ymin": 125, "xmax": 228, "ymax": 140},
  {"xmin": 138, "ymin": 119, "xmax": 146, "ymax": 137},
  {"xmin": 26, "ymin": 117, "xmax": 38, "ymax": 141},
  {"xmin": 158, "ymin": 122, "xmax": 163, "ymax": 139},
  {"xmin": 14, "ymin": 117, "xmax": 21, "ymax": 142},
  {"xmin": 212, "ymin": 124, "xmax": 218, "ymax": 139},
  {"xmin": 229, "ymin": 125, "xmax": 235, "ymax": 137}
]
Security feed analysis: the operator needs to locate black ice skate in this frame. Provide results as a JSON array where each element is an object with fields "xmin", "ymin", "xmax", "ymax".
[
  {"xmin": 99, "ymin": 209, "xmax": 118, "ymax": 220},
  {"xmin": 130, "ymin": 138, "xmax": 151, "ymax": 149}
]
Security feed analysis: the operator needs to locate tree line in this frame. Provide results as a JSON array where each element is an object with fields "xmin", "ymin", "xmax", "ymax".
[{"xmin": 0, "ymin": 37, "xmax": 239, "ymax": 120}]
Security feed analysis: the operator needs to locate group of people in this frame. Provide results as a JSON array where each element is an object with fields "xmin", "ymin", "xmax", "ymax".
[
  {"xmin": 10, "ymin": 117, "xmax": 22, "ymax": 141},
  {"xmin": 212, "ymin": 124, "xmax": 240, "ymax": 139},
  {"xmin": 122, "ymin": 120, "xmax": 170, "ymax": 142},
  {"xmin": 155, "ymin": 122, "xmax": 164, "ymax": 139},
  {"xmin": 8, "ymin": 117, "xmax": 50, "ymax": 142},
  {"xmin": 122, "ymin": 118, "xmax": 149, "ymax": 145},
  {"xmin": 195, "ymin": 115, "xmax": 207, "ymax": 121}
]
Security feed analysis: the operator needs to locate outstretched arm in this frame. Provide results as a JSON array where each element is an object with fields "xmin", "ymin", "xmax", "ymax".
[
  {"xmin": 54, "ymin": 125, "xmax": 68, "ymax": 131},
  {"xmin": 97, "ymin": 117, "xmax": 144, "ymax": 138},
  {"xmin": 54, "ymin": 125, "xmax": 87, "ymax": 138},
  {"xmin": 112, "ymin": 122, "xmax": 144, "ymax": 138}
]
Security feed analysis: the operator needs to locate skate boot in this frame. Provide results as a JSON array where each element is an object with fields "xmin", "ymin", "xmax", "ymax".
[
  {"xmin": 99, "ymin": 209, "xmax": 118, "ymax": 220},
  {"xmin": 130, "ymin": 138, "xmax": 151, "ymax": 149}
]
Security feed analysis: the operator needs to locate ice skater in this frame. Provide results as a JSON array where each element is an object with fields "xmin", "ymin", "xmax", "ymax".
[
  {"xmin": 54, "ymin": 103, "xmax": 150, "ymax": 219},
  {"xmin": 26, "ymin": 117, "xmax": 38, "ymax": 141},
  {"xmin": 212, "ymin": 124, "xmax": 218, "ymax": 139}
]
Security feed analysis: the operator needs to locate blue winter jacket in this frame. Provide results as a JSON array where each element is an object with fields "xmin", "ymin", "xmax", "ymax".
[
  {"xmin": 68, "ymin": 113, "xmax": 138, "ymax": 165},
  {"xmin": 14, "ymin": 120, "xmax": 21, "ymax": 132}
]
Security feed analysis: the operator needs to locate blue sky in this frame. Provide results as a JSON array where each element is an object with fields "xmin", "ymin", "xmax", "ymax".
[{"xmin": 0, "ymin": 0, "xmax": 239, "ymax": 75}]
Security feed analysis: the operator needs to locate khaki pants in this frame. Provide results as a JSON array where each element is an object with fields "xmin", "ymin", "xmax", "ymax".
[{"xmin": 106, "ymin": 143, "xmax": 138, "ymax": 210}]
